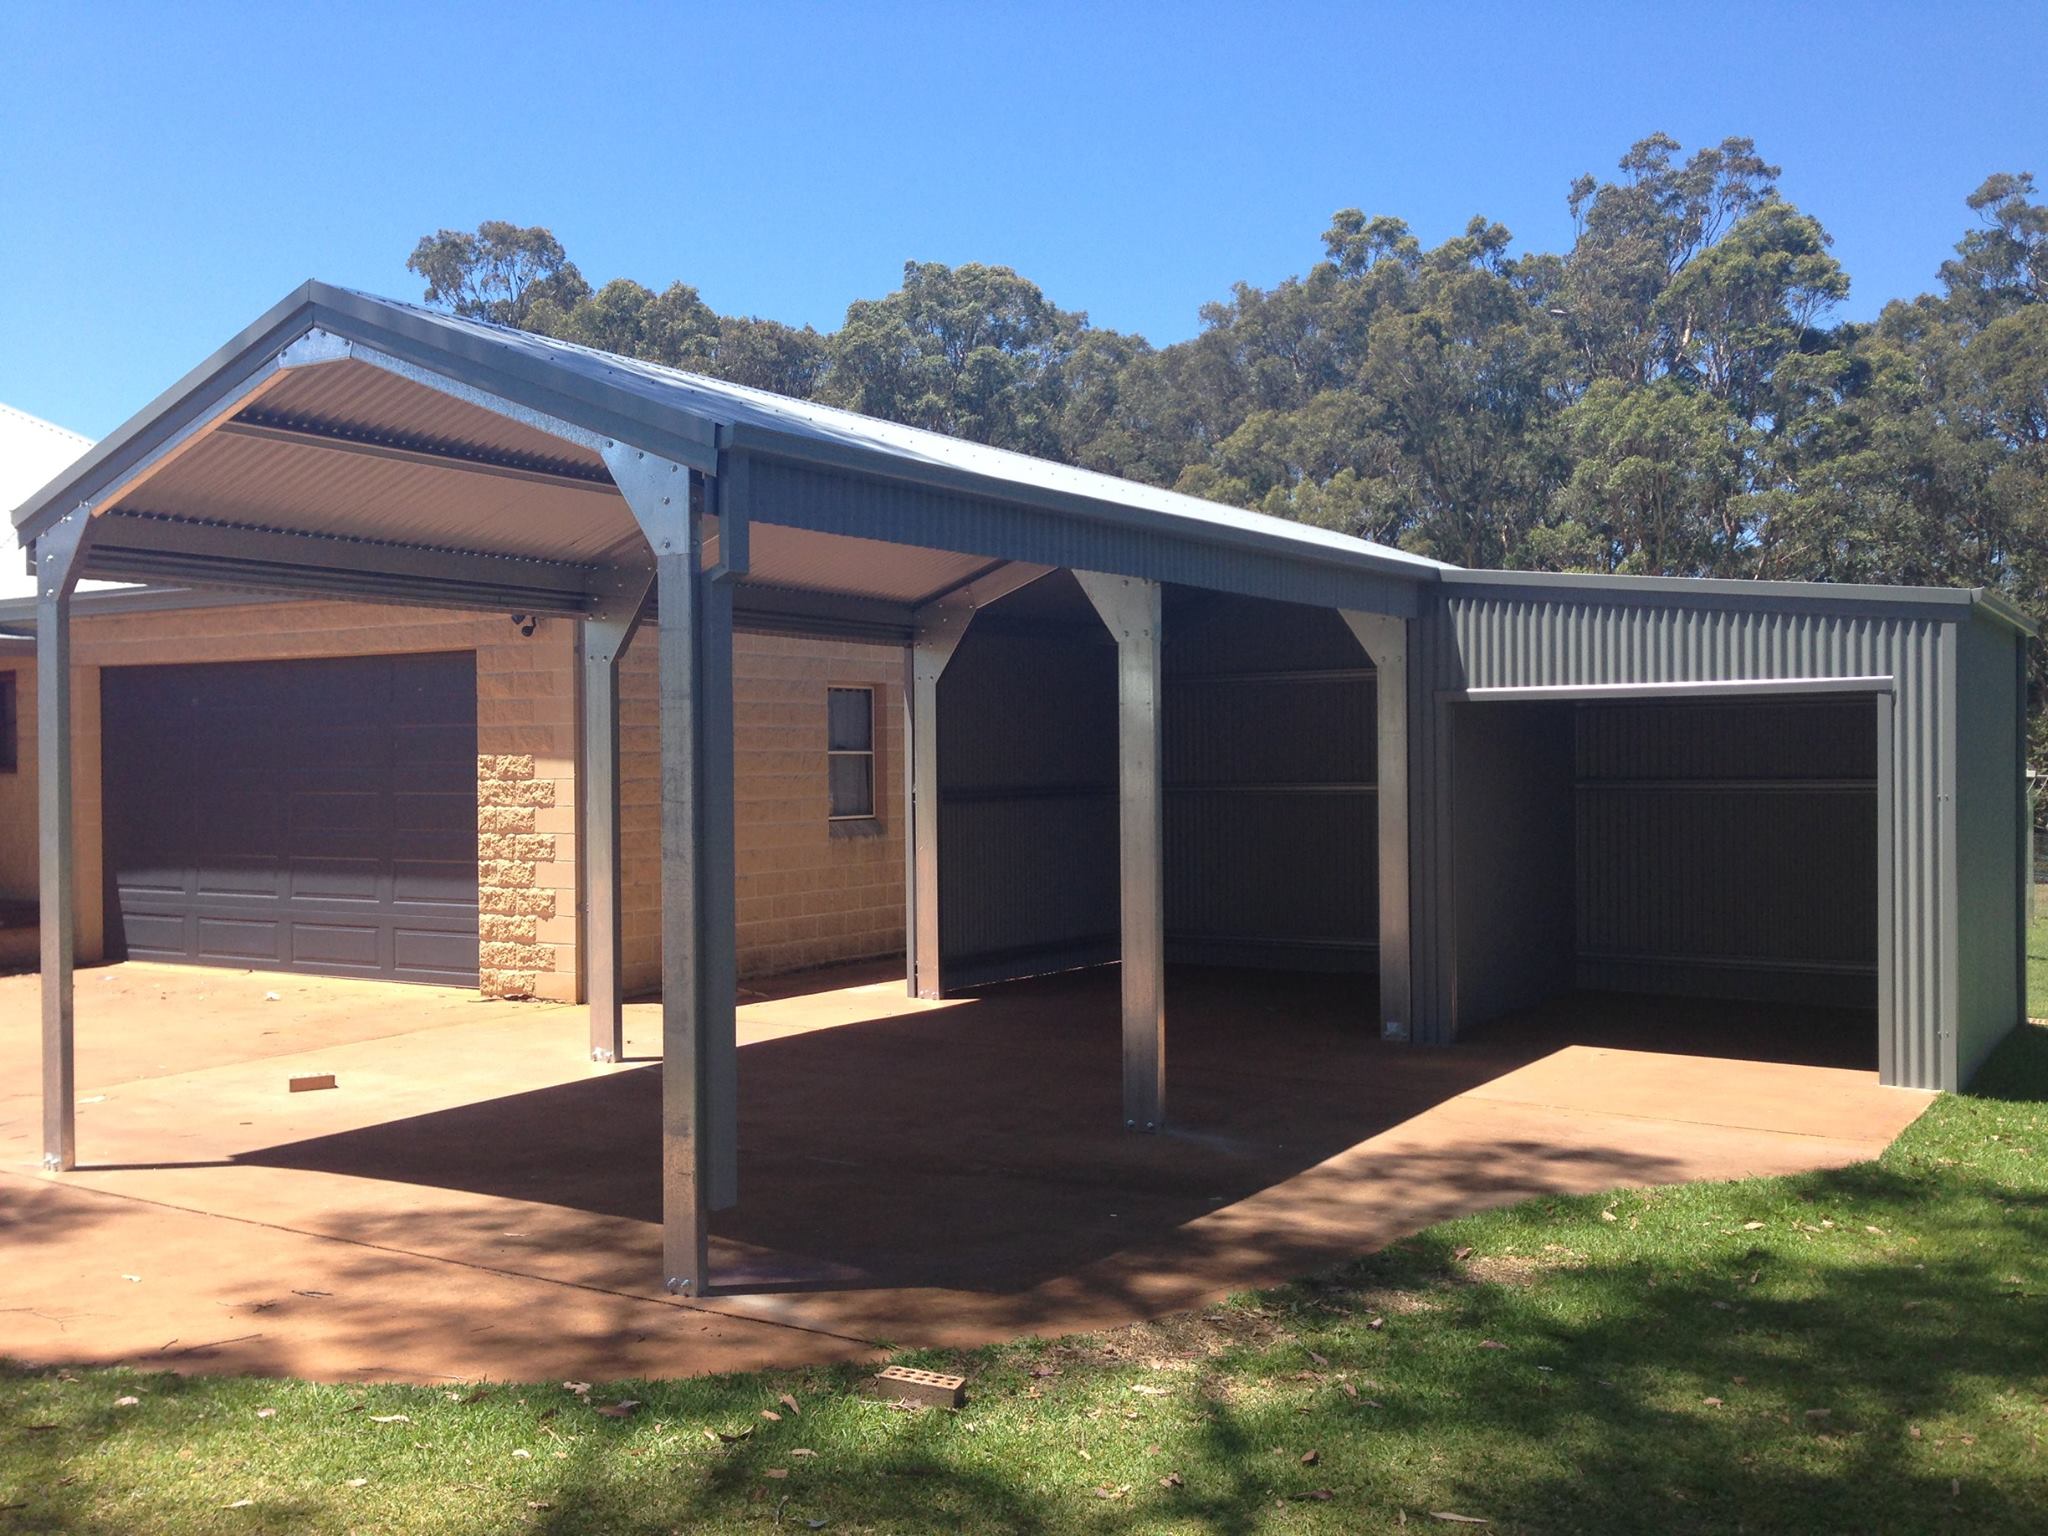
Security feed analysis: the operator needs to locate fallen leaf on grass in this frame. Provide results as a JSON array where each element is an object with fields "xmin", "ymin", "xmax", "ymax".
[
  {"xmin": 1300, "ymin": 1449, "xmax": 1320, "ymax": 1465},
  {"xmin": 369, "ymin": 1414, "xmax": 411, "ymax": 1425},
  {"xmin": 764, "ymin": 1468, "xmax": 789, "ymax": 1480},
  {"xmin": 1702, "ymin": 1397, "xmax": 1724, "ymax": 1408},
  {"xmin": 344, "ymin": 1479, "xmax": 368, "ymax": 1488},
  {"xmin": 114, "ymin": 1396, "xmax": 140, "ymax": 1408},
  {"xmin": 1743, "ymin": 1221, "xmax": 1766, "ymax": 1230},
  {"xmin": 1293, "ymin": 1489, "xmax": 1335, "ymax": 1502},
  {"xmin": 511, "ymin": 1450, "xmax": 531, "ymax": 1460},
  {"xmin": 711, "ymin": 1427, "xmax": 754, "ymax": 1444},
  {"xmin": 562, "ymin": 1381, "xmax": 591, "ymax": 1396},
  {"xmin": 1600, "ymin": 1209, "xmax": 1617, "ymax": 1222},
  {"xmin": 779, "ymin": 1392, "xmax": 801, "ymax": 1416},
  {"xmin": 594, "ymin": 1400, "xmax": 641, "ymax": 1419},
  {"xmin": 1340, "ymin": 1381, "xmax": 1359, "ymax": 1399},
  {"xmin": 255, "ymin": 1407, "xmax": 276, "ymax": 1419},
  {"xmin": 790, "ymin": 1448, "xmax": 817, "ymax": 1458},
  {"xmin": 1131, "ymin": 1383, "xmax": 1169, "ymax": 1396},
  {"xmin": 1478, "ymin": 1340, "xmax": 1508, "ymax": 1350},
  {"xmin": 1160, "ymin": 1471, "xmax": 1185, "ymax": 1489},
  {"xmin": 225, "ymin": 1498, "xmax": 254, "ymax": 1509},
  {"xmin": 1452, "ymin": 1246, "xmax": 1472, "ymax": 1261},
  {"xmin": 527, "ymin": 1501, "xmax": 553, "ymax": 1511},
  {"xmin": 1432, "ymin": 1514, "xmax": 1488, "ymax": 1525},
  {"xmin": 761, "ymin": 1410, "xmax": 782, "ymax": 1421},
  {"xmin": 1306, "ymin": 1349, "xmax": 1330, "ymax": 1368},
  {"xmin": 1366, "ymin": 1317, "xmax": 1386, "ymax": 1331},
  {"xmin": 1090, "ymin": 1485, "xmax": 1130, "ymax": 1499}
]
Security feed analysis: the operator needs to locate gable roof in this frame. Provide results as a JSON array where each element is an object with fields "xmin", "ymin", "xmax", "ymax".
[{"xmin": 12, "ymin": 282, "xmax": 1450, "ymax": 589}]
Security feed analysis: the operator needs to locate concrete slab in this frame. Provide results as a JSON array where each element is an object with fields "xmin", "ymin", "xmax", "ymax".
[{"xmin": 0, "ymin": 962, "xmax": 1930, "ymax": 1382}]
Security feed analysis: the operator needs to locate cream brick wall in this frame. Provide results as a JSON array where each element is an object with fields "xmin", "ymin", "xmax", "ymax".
[
  {"xmin": 2, "ymin": 596, "xmax": 905, "ymax": 1000},
  {"xmin": 620, "ymin": 629, "xmax": 906, "ymax": 991},
  {"xmin": 5, "ymin": 598, "xmax": 579, "ymax": 1000},
  {"xmin": 0, "ymin": 657, "xmax": 104, "ymax": 962}
]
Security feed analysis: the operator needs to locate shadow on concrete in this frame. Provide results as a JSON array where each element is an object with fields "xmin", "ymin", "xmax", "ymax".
[{"xmin": 231, "ymin": 969, "xmax": 1855, "ymax": 1300}]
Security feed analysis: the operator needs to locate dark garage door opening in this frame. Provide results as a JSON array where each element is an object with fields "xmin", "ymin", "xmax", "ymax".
[
  {"xmin": 101, "ymin": 651, "xmax": 480, "ymax": 985},
  {"xmin": 1450, "ymin": 693, "xmax": 1880, "ymax": 1070}
]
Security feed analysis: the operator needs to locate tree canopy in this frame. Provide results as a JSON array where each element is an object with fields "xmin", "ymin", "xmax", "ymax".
[{"xmin": 409, "ymin": 136, "xmax": 2048, "ymax": 760}]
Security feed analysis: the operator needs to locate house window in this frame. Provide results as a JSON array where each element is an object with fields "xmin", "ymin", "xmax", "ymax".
[
  {"xmin": 827, "ymin": 686, "xmax": 875, "ymax": 820},
  {"xmin": 0, "ymin": 673, "xmax": 16, "ymax": 774}
]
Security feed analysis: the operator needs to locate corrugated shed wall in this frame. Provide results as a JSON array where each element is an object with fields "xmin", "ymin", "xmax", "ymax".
[
  {"xmin": 1414, "ymin": 584, "xmax": 1963, "ymax": 1089},
  {"xmin": 1164, "ymin": 597, "xmax": 1377, "ymax": 970},
  {"xmin": 1573, "ymin": 698, "xmax": 1879, "ymax": 1008},
  {"xmin": 933, "ymin": 590, "xmax": 1382, "ymax": 986},
  {"xmin": 1451, "ymin": 703, "xmax": 1576, "ymax": 1021},
  {"xmin": 937, "ymin": 621, "xmax": 1119, "ymax": 983},
  {"xmin": 1952, "ymin": 615, "xmax": 2026, "ymax": 1084}
]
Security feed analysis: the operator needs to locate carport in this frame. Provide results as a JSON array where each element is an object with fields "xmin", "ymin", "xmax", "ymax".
[
  {"xmin": 16, "ymin": 286, "xmax": 2031, "ymax": 1301},
  {"xmin": 13, "ymin": 283, "xmax": 1432, "ymax": 1297}
]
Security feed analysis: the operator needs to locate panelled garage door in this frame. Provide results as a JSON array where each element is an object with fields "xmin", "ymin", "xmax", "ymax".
[{"xmin": 101, "ymin": 652, "xmax": 480, "ymax": 984}]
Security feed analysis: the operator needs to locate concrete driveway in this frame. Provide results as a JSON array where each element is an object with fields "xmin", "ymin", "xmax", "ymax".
[{"xmin": 0, "ymin": 962, "xmax": 1931, "ymax": 1383}]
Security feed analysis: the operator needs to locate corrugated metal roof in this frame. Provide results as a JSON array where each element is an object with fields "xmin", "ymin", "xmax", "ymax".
[{"xmin": 329, "ymin": 290, "xmax": 1453, "ymax": 579}]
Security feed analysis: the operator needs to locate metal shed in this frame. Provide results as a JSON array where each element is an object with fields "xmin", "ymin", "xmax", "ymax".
[{"xmin": 12, "ymin": 282, "xmax": 2032, "ymax": 1295}]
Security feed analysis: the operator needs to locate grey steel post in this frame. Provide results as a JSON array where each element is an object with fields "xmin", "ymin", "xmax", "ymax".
[
  {"xmin": 578, "ymin": 571, "xmax": 652, "ymax": 1063},
  {"xmin": 698, "ymin": 451, "xmax": 744, "ymax": 1211},
  {"xmin": 1341, "ymin": 611, "xmax": 1412, "ymax": 1041},
  {"xmin": 37, "ymin": 507, "xmax": 92, "ymax": 1172},
  {"xmin": 901, "ymin": 643, "xmax": 918, "ymax": 995},
  {"xmin": 904, "ymin": 562, "xmax": 1051, "ymax": 1000},
  {"xmin": 907, "ymin": 615, "xmax": 964, "ymax": 1000},
  {"xmin": 1076, "ymin": 571, "xmax": 1165, "ymax": 1131},
  {"xmin": 603, "ymin": 443, "xmax": 739, "ymax": 1296}
]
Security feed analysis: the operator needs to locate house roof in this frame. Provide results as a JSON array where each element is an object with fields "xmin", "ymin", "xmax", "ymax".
[{"xmin": 0, "ymin": 402, "xmax": 107, "ymax": 604}]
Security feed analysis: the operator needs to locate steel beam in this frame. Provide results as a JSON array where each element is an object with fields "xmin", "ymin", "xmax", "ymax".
[
  {"xmin": 36, "ymin": 507, "xmax": 92, "ymax": 1171},
  {"xmin": 220, "ymin": 413, "xmax": 619, "ymax": 496},
  {"xmin": 579, "ymin": 569, "xmax": 653, "ymax": 1063},
  {"xmin": 1341, "ymin": 611, "xmax": 1412, "ymax": 1042},
  {"xmin": 902, "ymin": 562, "xmax": 1052, "ymax": 999},
  {"xmin": 1076, "ymin": 571, "xmax": 1165, "ymax": 1131}
]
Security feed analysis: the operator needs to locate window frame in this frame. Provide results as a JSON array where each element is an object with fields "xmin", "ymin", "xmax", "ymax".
[{"xmin": 825, "ymin": 684, "xmax": 877, "ymax": 823}]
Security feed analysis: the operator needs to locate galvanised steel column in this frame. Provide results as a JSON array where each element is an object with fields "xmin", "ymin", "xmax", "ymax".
[
  {"xmin": 37, "ymin": 506, "xmax": 91, "ymax": 1171},
  {"xmin": 1342, "ymin": 611, "xmax": 1412, "ymax": 1042},
  {"xmin": 604, "ymin": 444, "xmax": 742, "ymax": 1297},
  {"xmin": 902, "ymin": 563, "xmax": 1052, "ymax": 1000},
  {"xmin": 1076, "ymin": 572, "xmax": 1165, "ymax": 1132},
  {"xmin": 578, "ymin": 572, "xmax": 651, "ymax": 1063},
  {"xmin": 907, "ymin": 612, "xmax": 966, "ymax": 1000}
]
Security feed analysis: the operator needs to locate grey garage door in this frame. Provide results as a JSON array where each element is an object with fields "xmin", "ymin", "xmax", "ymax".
[{"xmin": 101, "ymin": 651, "xmax": 479, "ymax": 984}]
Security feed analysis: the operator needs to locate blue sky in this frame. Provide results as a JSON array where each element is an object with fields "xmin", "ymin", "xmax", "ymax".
[{"xmin": 3, "ymin": 0, "xmax": 2043, "ymax": 439}]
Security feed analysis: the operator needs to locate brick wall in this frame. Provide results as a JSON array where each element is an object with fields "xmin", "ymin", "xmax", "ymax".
[
  {"xmin": 0, "ymin": 656, "xmax": 103, "ymax": 962},
  {"xmin": 1, "ymin": 596, "xmax": 907, "ymax": 1000},
  {"xmin": 620, "ymin": 629, "xmax": 906, "ymax": 990},
  {"xmin": 31, "ymin": 598, "xmax": 579, "ymax": 1000}
]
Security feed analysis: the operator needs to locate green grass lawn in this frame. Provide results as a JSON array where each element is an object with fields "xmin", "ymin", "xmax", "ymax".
[{"xmin": 4, "ymin": 1029, "xmax": 2046, "ymax": 1535}]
